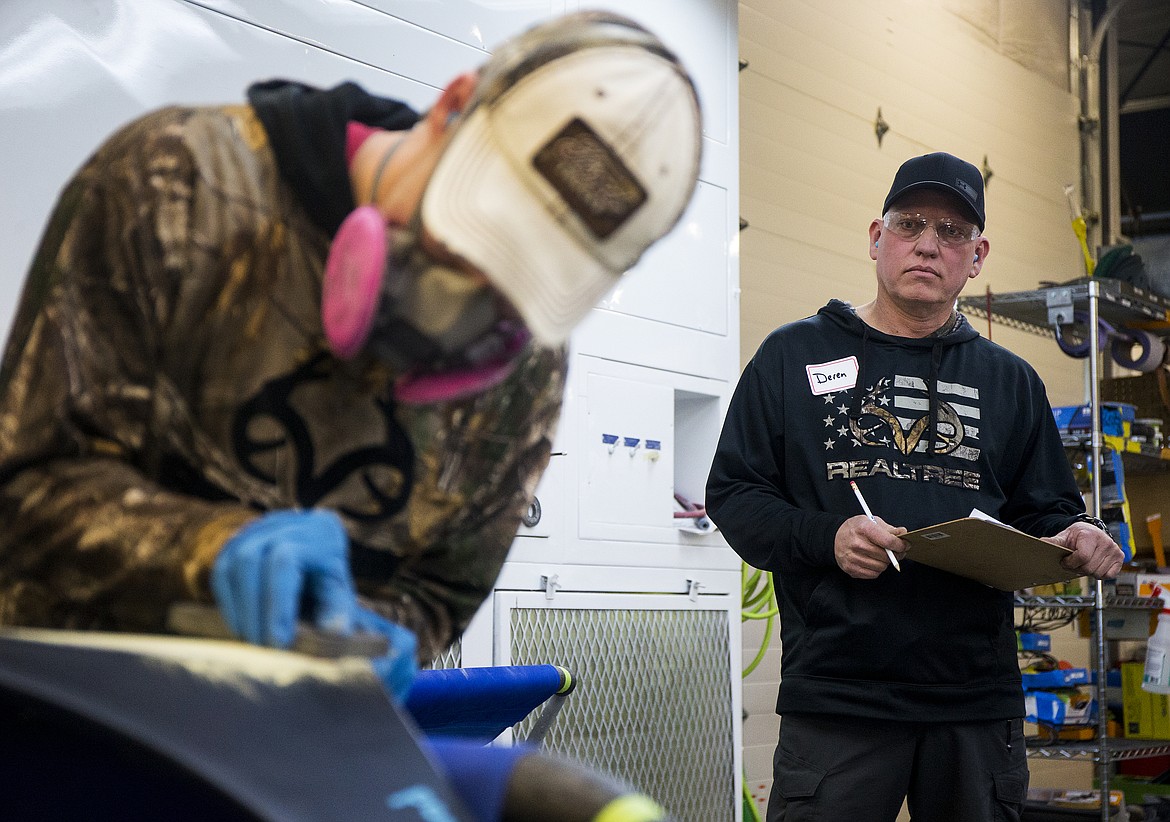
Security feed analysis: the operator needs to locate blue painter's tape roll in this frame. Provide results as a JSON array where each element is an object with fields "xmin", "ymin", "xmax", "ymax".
[
  {"xmin": 1111, "ymin": 327, "xmax": 1167, "ymax": 373},
  {"xmin": 1054, "ymin": 311, "xmax": 1122, "ymax": 358}
]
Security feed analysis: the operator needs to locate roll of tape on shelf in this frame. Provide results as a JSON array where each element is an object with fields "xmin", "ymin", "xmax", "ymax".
[
  {"xmin": 1111, "ymin": 328, "xmax": 1168, "ymax": 373},
  {"xmin": 1053, "ymin": 311, "xmax": 1119, "ymax": 358}
]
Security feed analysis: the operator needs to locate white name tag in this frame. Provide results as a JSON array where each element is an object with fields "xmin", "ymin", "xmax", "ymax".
[{"xmin": 806, "ymin": 356, "xmax": 858, "ymax": 395}]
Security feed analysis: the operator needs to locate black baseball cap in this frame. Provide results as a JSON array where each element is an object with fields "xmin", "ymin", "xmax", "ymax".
[{"xmin": 882, "ymin": 152, "xmax": 985, "ymax": 231}]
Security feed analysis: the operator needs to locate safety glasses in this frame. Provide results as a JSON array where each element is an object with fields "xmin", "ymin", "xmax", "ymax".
[{"xmin": 882, "ymin": 211, "xmax": 981, "ymax": 247}]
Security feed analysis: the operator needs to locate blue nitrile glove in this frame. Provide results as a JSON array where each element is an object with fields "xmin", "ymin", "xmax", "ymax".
[
  {"xmin": 354, "ymin": 606, "xmax": 419, "ymax": 700},
  {"xmin": 212, "ymin": 509, "xmax": 356, "ymax": 648}
]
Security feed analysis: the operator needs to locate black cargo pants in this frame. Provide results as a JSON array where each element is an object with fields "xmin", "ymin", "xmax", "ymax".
[{"xmin": 766, "ymin": 713, "xmax": 1028, "ymax": 822}]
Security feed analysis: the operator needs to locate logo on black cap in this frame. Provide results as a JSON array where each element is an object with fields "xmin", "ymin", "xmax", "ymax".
[{"xmin": 955, "ymin": 177, "xmax": 977, "ymax": 203}]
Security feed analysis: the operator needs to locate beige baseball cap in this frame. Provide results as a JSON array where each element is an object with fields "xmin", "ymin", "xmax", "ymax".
[{"xmin": 420, "ymin": 12, "xmax": 702, "ymax": 345}]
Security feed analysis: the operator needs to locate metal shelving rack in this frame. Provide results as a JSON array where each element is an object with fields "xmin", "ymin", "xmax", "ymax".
[{"xmin": 961, "ymin": 279, "xmax": 1170, "ymax": 820}]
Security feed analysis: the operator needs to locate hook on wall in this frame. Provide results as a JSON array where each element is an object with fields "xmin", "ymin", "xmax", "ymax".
[{"xmin": 874, "ymin": 107, "xmax": 890, "ymax": 147}]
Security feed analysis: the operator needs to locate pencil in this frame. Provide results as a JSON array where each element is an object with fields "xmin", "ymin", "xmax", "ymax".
[{"xmin": 849, "ymin": 480, "xmax": 901, "ymax": 572}]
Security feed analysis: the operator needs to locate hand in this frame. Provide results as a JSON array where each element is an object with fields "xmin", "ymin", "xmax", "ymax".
[
  {"xmin": 212, "ymin": 509, "xmax": 357, "ymax": 648},
  {"xmin": 353, "ymin": 606, "xmax": 419, "ymax": 700},
  {"xmin": 1046, "ymin": 521, "xmax": 1125, "ymax": 580},
  {"xmin": 834, "ymin": 515, "xmax": 907, "ymax": 579}
]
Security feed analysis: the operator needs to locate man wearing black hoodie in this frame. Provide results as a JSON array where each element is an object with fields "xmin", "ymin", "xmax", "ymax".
[{"xmin": 706, "ymin": 152, "xmax": 1123, "ymax": 821}]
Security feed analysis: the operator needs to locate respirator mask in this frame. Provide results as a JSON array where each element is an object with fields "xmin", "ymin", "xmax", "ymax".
[
  {"xmin": 322, "ymin": 10, "xmax": 703, "ymax": 404},
  {"xmin": 321, "ymin": 202, "xmax": 530, "ymax": 404}
]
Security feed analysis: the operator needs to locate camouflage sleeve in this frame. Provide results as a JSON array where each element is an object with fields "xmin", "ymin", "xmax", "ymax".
[
  {"xmin": 355, "ymin": 345, "xmax": 567, "ymax": 662},
  {"xmin": 0, "ymin": 111, "xmax": 256, "ymax": 631}
]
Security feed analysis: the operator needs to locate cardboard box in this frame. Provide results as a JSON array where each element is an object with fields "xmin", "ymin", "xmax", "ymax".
[
  {"xmin": 1101, "ymin": 775, "xmax": 1170, "ymax": 807},
  {"xmin": 1025, "ymin": 687, "xmax": 1096, "ymax": 730},
  {"xmin": 1061, "ymin": 687, "xmax": 1096, "ymax": 725},
  {"xmin": 1026, "ymin": 690, "xmax": 1068, "ymax": 726},
  {"xmin": 1028, "ymin": 787, "xmax": 1125, "ymax": 813},
  {"xmin": 1113, "ymin": 571, "xmax": 1170, "ymax": 599},
  {"xmin": 1119, "ymin": 754, "xmax": 1170, "ymax": 777},
  {"xmin": 1023, "ymin": 667, "xmax": 1091, "ymax": 689},
  {"xmin": 1056, "ymin": 724, "xmax": 1097, "ymax": 741},
  {"xmin": 1053, "ymin": 402, "xmax": 1136, "ymax": 438},
  {"xmin": 1028, "ymin": 580, "xmax": 1084, "ymax": 597},
  {"xmin": 1156, "ymin": 685, "xmax": 1170, "ymax": 739},
  {"xmin": 1124, "ymin": 661, "xmax": 1151, "ymax": 738},
  {"xmin": 1078, "ymin": 608, "xmax": 1158, "ymax": 639},
  {"xmin": 1019, "ymin": 632, "xmax": 1052, "ymax": 652},
  {"xmin": 1122, "ymin": 660, "xmax": 1170, "ymax": 739}
]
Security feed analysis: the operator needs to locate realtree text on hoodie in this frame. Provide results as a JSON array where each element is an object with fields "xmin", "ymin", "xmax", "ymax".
[{"xmin": 705, "ymin": 300, "xmax": 1085, "ymax": 723}]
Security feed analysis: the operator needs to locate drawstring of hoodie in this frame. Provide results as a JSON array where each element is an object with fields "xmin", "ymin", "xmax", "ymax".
[
  {"xmin": 846, "ymin": 305, "xmax": 959, "ymax": 455},
  {"xmin": 928, "ymin": 339, "xmax": 943, "ymax": 455},
  {"xmin": 849, "ymin": 322, "xmax": 873, "ymax": 423}
]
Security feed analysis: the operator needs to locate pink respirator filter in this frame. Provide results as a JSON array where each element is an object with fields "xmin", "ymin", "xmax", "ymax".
[
  {"xmin": 322, "ymin": 205, "xmax": 386, "ymax": 360},
  {"xmin": 322, "ymin": 205, "xmax": 531, "ymax": 405}
]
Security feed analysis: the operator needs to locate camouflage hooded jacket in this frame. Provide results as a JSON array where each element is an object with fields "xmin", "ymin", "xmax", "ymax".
[{"xmin": 0, "ymin": 83, "xmax": 566, "ymax": 660}]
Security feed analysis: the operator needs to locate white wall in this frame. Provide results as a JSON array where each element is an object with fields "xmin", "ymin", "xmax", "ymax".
[
  {"xmin": 737, "ymin": 0, "xmax": 1093, "ymax": 811},
  {"xmin": 1, "ymin": 2, "xmax": 744, "ymax": 818}
]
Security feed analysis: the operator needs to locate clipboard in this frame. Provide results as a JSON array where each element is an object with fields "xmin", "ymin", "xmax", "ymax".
[{"xmin": 901, "ymin": 517, "xmax": 1078, "ymax": 591}]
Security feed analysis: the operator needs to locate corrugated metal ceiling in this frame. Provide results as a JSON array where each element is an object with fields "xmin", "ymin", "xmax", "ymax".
[{"xmin": 1115, "ymin": 0, "xmax": 1170, "ymax": 231}]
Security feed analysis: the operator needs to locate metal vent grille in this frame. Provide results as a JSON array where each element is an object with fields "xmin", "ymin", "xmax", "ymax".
[
  {"xmin": 427, "ymin": 638, "xmax": 461, "ymax": 670},
  {"xmin": 509, "ymin": 606, "xmax": 735, "ymax": 822}
]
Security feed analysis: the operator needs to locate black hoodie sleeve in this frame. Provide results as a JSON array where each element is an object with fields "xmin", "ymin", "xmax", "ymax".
[
  {"xmin": 998, "ymin": 370, "xmax": 1086, "ymax": 537},
  {"xmin": 705, "ymin": 354, "xmax": 847, "ymax": 572}
]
